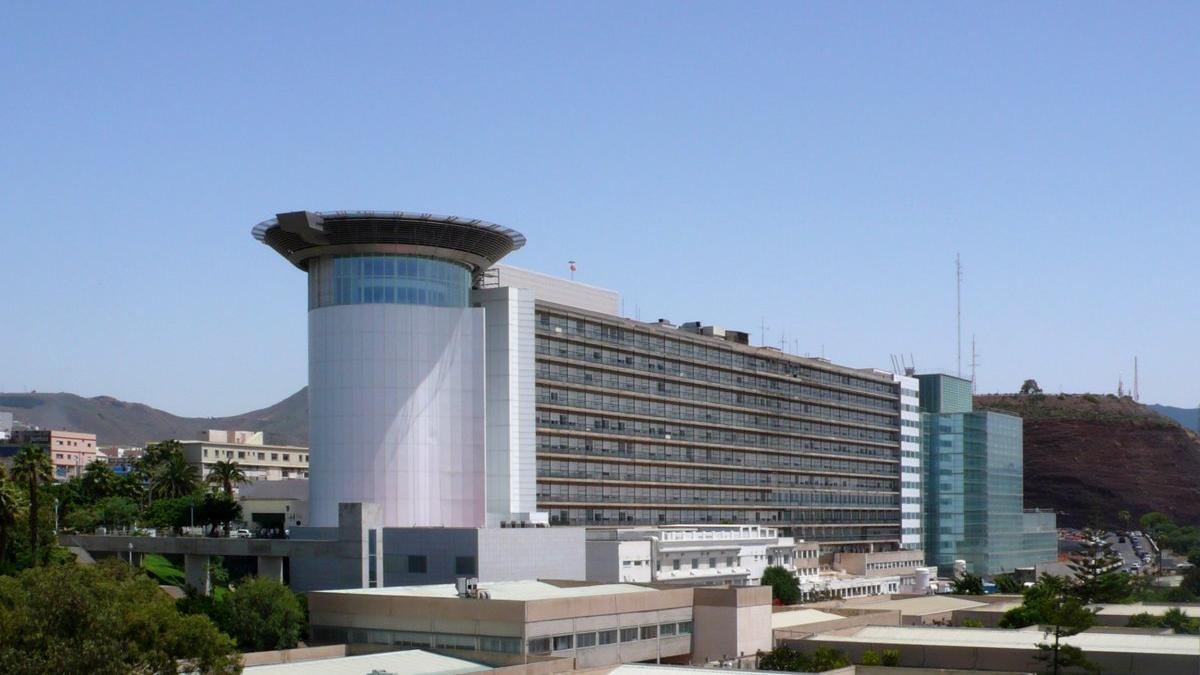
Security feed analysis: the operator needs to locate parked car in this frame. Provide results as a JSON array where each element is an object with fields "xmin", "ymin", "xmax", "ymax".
[{"xmin": 229, "ymin": 529, "xmax": 252, "ymax": 538}]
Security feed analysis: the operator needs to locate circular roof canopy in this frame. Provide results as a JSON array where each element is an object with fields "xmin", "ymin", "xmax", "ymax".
[{"xmin": 252, "ymin": 210, "xmax": 526, "ymax": 271}]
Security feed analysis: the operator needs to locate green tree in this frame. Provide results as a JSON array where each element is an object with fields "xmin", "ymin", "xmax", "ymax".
[
  {"xmin": 881, "ymin": 649, "xmax": 901, "ymax": 666},
  {"xmin": 1020, "ymin": 379, "xmax": 1044, "ymax": 395},
  {"xmin": 1140, "ymin": 512, "xmax": 1172, "ymax": 537},
  {"xmin": 11, "ymin": 445, "xmax": 53, "ymax": 566},
  {"xmin": 1161, "ymin": 607, "xmax": 1200, "ymax": 634},
  {"xmin": 0, "ymin": 474, "xmax": 21, "ymax": 565},
  {"xmin": 761, "ymin": 565, "xmax": 800, "ymax": 605},
  {"xmin": 1000, "ymin": 575, "xmax": 1071, "ymax": 629},
  {"xmin": 197, "ymin": 492, "xmax": 243, "ymax": 536},
  {"xmin": 0, "ymin": 559, "xmax": 238, "ymax": 674},
  {"xmin": 152, "ymin": 453, "xmax": 200, "ymax": 500},
  {"xmin": 1068, "ymin": 527, "xmax": 1130, "ymax": 604},
  {"xmin": 859, "ymin": 650, "xmax": 882, "ymax": 665},
  {"xmin": 206, "ymin": 460, "xmax": 248, "ymax": 497},
  {"xmin": 961, "ymin": 618, "xmax": 985, "ymax": 628},
  {"xmin": 1116, "ymin": 510, "xmax": 1132, "ymax": 532},
  {"xmin": 1002, "ymin": 575, "xmax": 1098, "ymax": 674},
  {"xmin": 952, "ymin": 572, "xmax": 985, "ymax": 595},
  {"xmin": 808, "ymin": 647, "xmax": 850, "ymax": 671},
  {"xmin": 757, "ymin": 645, "xmax": 848, "ymax": 672},
  {"xmin": 993, "ymin": 573, "xmax": 1023, "ymax": 594},
  {"xmin": 213, "ymin": 576, "xmax": 305, "ymax": 651},
  {"xmin": 80, "ymin": 460, "xmax": 118, "ymax": 503}
]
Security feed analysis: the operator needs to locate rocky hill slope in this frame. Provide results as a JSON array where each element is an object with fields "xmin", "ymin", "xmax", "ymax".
[
  {"xmin": 0, "ymin": 389, "xmax": 307, "ymax": 447},
  {"xmin": 977, "ymin": 393, "xmax": 1200, "ymax": 528}
]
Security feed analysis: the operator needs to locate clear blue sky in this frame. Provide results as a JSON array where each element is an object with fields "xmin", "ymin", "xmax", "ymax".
[{"xmin": 2, "ymin": 3, "xmax": 1197, "ymax": 415}]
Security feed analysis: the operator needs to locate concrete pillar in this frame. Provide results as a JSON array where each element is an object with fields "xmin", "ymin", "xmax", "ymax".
[
  {"xmin": 257, "ymin": 555, "xmax": 284, "ymax": 582},
  {"xmin": 184, "ymin": 554, "xmax": 211, "ymax": 596}
]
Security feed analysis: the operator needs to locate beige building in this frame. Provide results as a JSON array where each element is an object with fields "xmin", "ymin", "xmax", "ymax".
[
  {"xmin": 306, "ymin": 580, "xmax": 771, "ymax": 668},
  {"xmin": 9, "ymin": 429, "xmax": 99, "ymax": 481},
  {"xmin": 181, "ymin": 430, "xmax": 308, "ymax": 484}
]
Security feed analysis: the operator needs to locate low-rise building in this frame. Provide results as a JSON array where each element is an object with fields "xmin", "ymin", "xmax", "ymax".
[
  {"xmin": 181, "ymin": 430, "xmax": 308, "ymax": 484},
  {"xmin": 9, "ymin": 429, "xmax": 99, "ymax": 480},
  {"xmin": 238, "ymin": 479, "xmax": 310, "ymax": 530},
  {"xmin": 306, "ymin": 580, "xmax": 771, "ymax": 668},
  {"xmin": 585, "ymin": 525, "xmax": 812, "ymax": 586}
]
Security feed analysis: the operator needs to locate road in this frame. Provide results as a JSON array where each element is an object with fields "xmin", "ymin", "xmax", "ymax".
[{"xmin": 1106, "ymin": 533, "xmax": 1152, "ymax": 573}]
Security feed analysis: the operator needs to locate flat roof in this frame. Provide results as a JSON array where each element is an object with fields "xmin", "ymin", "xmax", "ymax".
[
  {"xmin": 1094, "ymin": 602, "xmax": 1200, "ymax": 617},
  {"xmin": 851, "ymin": 595, "xmax": 987, "ymax": 615},
  {"xmin": 253, "ymin": 210, "xmax": 525, "ymax": 272},
  {"xmin": 772, "ymin": 609, "xmax": 846, "ymax": 629},
  {"xmin": 812, "ymin": 625, "xmax": 1200, "ymax": 655},
  {"xmin": 313, "ymin": 580, "xmax": 655, "ymax": 601},
  {"xmin": 242, "ymin": 649, "xmax": 489, "ymax": 674}
]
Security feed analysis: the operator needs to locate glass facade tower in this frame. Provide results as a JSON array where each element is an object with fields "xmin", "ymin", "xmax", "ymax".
[{"xmin": 917, "ymin": 374, "xmax": 1056, "ymax": 575}]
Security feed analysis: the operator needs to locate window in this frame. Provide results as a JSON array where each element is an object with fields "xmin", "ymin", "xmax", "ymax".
[
  {"xmin": 691, "ymin": 558, "xmax": 699, "ymax": 570},
  {"xmin": 598, "ymin": 629, "xmax": 618, "ymax": 645},
  {"xmin": 620, "ymin": 627, "xmax": 639, "ymax": 643},
  {"xmin": 283, "ymin": 454, "xmax": 290, "ymax": 461},
  {"xmin": 528, "ymin": 638, "xmax": 551, "ymax": 654},
  {"xmin": 640, "ymin": 625, "xmax": 657, "ymax": 640},
  {"xmin": 677, "ymin": 621, "xmax": 693, "ymax": 635},
  {"xmin": 407, "ymin": 555, "xmax": 428, "ymax": 574},
  {"xmin": 367, "ymin": 530, "xmax": 377, "ymax": 587},
  {"xmin": 575, "ymin": 632, "xmax": 597, "ymax": 648},
  {"xmin": 672, "ymin": 559, "xmax": 681, "ymax": 571},
  {"xmin": 455, "ymin": 556, "xmax": 477, "ymax": 575},
  {"xmin": 552, "ymin": 634, "xmax": 573, "ymax": 651},
  {"xmin": 480, "ymin": 636, "xmax": 521, "ymax": 654},
  {"xmin": 659, "ymin": 622, "xmax": 677, "ymax": 637},
  {"xmin": 708, "ymin": 557, "xmax": 717, "ymax": 568},
  {"xmin": 727, "ymin": 556, "xmax": 736, "ymax": 567},
  {"xmin": 271, "ymin": 453, "xmax": 278, "ymax": 461}
]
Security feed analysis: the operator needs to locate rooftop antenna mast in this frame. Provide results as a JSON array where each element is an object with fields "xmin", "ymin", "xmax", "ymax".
[
  {"xmin": 956, "ymin": 253, "xmax": 963, "ymax": 378},
  {"xmin": 970, "ymin": 335, "xmax": 980, "ymax": 394},
  {"xmin": 760, "ymin": 318, "xmax": 769, "ymax": 347},
  {"xmin": 1134, "ymin": 356, "xmax": 1139, "ymax": 402},
  {"xmin": 568, "ymin": 260, "xmax": 576, "ymax": 281}
]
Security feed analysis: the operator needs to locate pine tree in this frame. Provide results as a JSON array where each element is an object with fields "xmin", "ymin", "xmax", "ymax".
[{"xmin": 1068, "ymin": 527, "xmax": 1130, "ymax": 604}]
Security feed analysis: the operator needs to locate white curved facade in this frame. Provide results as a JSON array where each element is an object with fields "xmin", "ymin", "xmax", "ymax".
[{"xmin": 308, "ymin": 303, "xmax": 486, "ymax": 527}]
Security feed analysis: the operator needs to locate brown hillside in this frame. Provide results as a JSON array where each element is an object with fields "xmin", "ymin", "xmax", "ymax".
[
  {"xmin": 976, "ymin": 393, "xmax": 1200, "ymax": 527},
  {"xmin": 0, "ymin": 389, "xmax": 308, "ymax": 447}
]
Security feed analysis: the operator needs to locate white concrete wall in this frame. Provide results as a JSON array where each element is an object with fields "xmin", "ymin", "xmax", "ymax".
[
  {"xmin": 473, "ymin": 287, "xmax": 539, "ymax": 524},
  {"xmin": 308, "ymin": 304, "xmax": 486, "ymax": 528},
  {"xmin": 477, "ymin": 526, "xmax": 587, "ymax": 581},
  {"xmin": 492, "ymin": 264, "xmax": 620, "ymax": 315},
  {"xmin": 895, "ymin": 374, "xmax": 922, "ymax": 550}
]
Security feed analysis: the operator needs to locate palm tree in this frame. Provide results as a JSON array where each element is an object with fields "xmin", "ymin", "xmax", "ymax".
[
  {"xmin": 11, "ymin": 445, "xmax": 54, "ymax": 565},
  {"xmin": 205, "ymin": 460, "xmax": 248, "ymax": 497},
  {"xmin": 81, "ymin": 460, "xmax": 117, "ymax": 502},
  {"xmin": 152, "ymin": 453, "xmax": 200, "ymax": 500},
  {"xmin": 0, "ymin": 471, "xmax": 21, "ymax": 564}
]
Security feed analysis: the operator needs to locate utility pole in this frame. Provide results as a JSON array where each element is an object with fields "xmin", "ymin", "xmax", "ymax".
[
  {"xmin": 956, "ymin": 254, "xmax": 963, "ymax": 378},
  {"xmin": 1133, "ymin": 357, "xmax": 1139, "ymax": 402},
  {"xmin": 760, "ymin": 318, "xmax": 769, "ymax": 347}
]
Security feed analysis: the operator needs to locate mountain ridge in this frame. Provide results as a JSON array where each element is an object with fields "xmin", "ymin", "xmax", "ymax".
[{"xmin": 0, "ymin": 389, "xmax": 308, "ymax": 447}]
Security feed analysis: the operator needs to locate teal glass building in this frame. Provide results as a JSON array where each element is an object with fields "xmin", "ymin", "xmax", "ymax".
[{"xmin": 918, "ymin": 374, "xmax": 1056, "ymax": 575}]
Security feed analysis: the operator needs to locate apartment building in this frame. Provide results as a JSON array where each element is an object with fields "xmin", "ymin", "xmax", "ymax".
[
  {"xmin": 532, "ymin": 301, "xmax": 905, "ymax": 552},
  {"xmin": 181, "ymin": 430, "xmax": 308, "ymax": 484},
  {"xmin": 9, "ymin": 429, "xmax": 99, "ymax": 480}
]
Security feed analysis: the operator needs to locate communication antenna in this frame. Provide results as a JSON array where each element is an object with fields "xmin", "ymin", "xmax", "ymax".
[
  {"xmin": 970, "ymin": 334, "xmax": 980, "ymax": 395},
  {"xmin": 760, "ymin": 318, "xmax": 769, "ymax": 347},
  {"xmin": 1133, "ymin": 357, "xmax": 1139, "ymax": 402},
  {"xmin": 956, "ymin": 254, "xmax": 963, "ymax": 378},
  {"xmin": 568, "ymin": 260, "xmax": 577, "ymax": 281}
]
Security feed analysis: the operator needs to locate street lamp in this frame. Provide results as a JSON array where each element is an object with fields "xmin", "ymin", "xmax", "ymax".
[
  {"xmin": 127, "ymin": 542, "xmax": 134, "ymax": 566},
  {"xmin": 54, "ymin": 498, "xmax": 60, "ymax": 536}
]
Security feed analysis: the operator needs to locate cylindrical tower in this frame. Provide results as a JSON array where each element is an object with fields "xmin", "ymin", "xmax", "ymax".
[{"xmin": 253, "ymin": 211, "xmax": 525, "ymax": 527}]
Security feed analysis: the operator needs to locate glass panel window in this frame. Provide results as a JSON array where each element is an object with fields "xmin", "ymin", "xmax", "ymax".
[
  {"xmin": 552, "ymin": 635, "xmax": 573, "ymax": 651},
  {"xmin": 677, "ymin": 621, "xmax": 693, "ymax": 635},
  {"xmin": 640, "ymin": 625, "xmax": 657, "ymax": 640},
  {"xmin": 620, "ymin": 627, "xmax": 639, "ymax": 643},
  {"xmin": 407, "ymin": 555, "xmax": 428, "ymax": 574},
  {"xmin": 575, "ymin": 632, "xmax": 597, "ymax": 648},
  {"xmin": 309, "ymin": 254, "xmax": 471, "ymax": 309},
  {"xmin": 528, "ymin": 638, "xmax": 551, "ymax": 654},
  {"xmin": 660, "ymin": 623, "xmax": 677, "ymax": 636}
]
